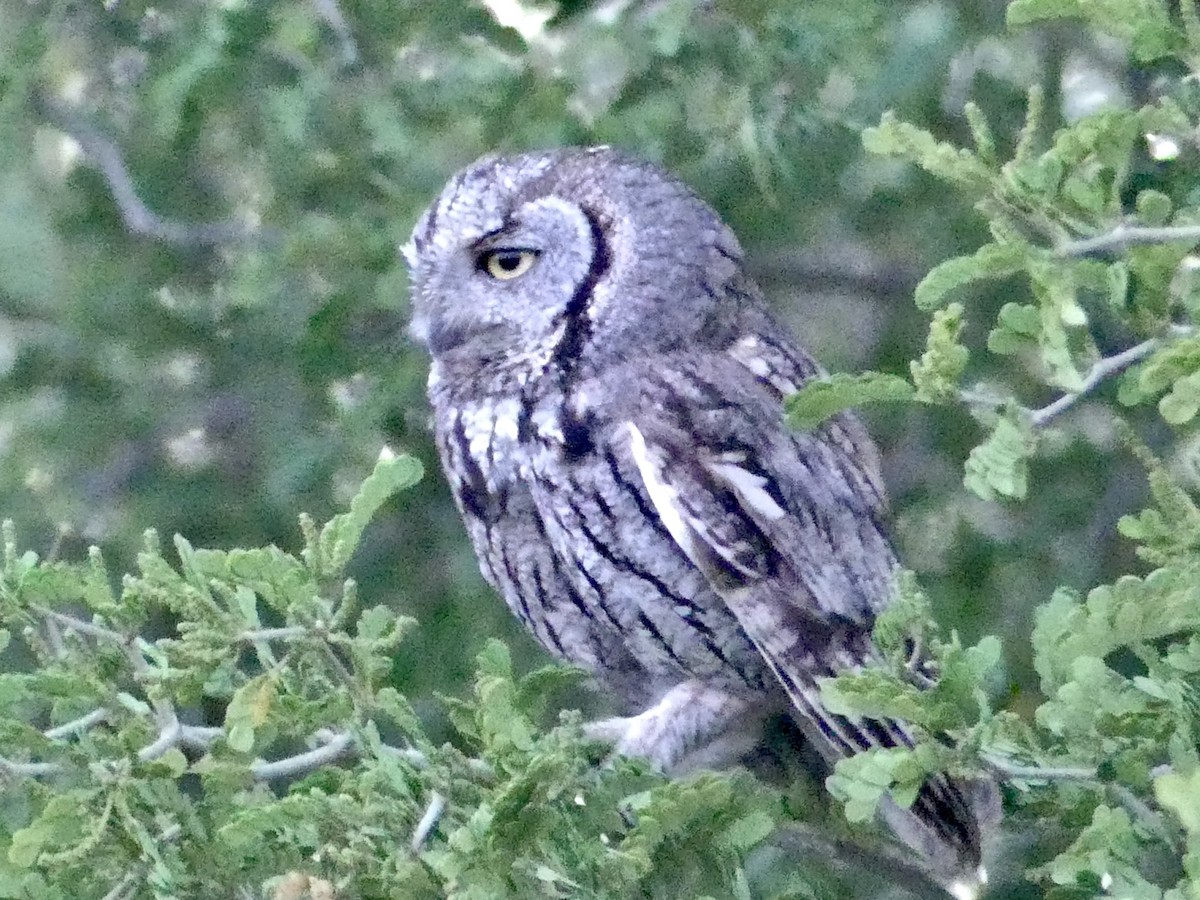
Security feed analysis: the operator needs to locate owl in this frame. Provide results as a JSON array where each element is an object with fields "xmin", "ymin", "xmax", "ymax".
[{"xmin": 404, "ymin": 147, "xmax": 996, "ymax": 896}]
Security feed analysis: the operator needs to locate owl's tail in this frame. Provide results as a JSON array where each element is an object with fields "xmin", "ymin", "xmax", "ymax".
[{"xmin": 784, "ymin": 669, "xmax": 999, "ymax": 897}]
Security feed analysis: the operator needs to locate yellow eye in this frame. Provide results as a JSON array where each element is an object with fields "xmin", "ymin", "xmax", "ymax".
[{"xmin": 481, "ymin": 248, "xmax": 538, "ymax": 280}]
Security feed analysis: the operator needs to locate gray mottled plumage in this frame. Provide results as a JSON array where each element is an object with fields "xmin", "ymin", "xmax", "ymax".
[{"xmin": 405, "ymin": 147, "xmax": 996, "ymax": 894}]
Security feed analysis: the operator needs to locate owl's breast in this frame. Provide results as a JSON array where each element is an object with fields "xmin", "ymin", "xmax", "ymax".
[
  {"xmin": 520, "ymin": 408, "xmax": 772, "ymax": 689},
  {"xmin": 452, "ymin": 395, "xmax": 527, "ymax": 487}
]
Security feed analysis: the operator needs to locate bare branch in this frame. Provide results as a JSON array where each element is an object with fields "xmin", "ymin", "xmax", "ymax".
[
  {"xmin": 984, "ymin": 756, "xmax": 1180, "ymax": 850},
  {"xmin": 0, "ymin": 757, "xmax": 62, "ymax": 777},
  {"xmin": 34, "ymin": 93, "xmax": 274, "ymax": 248},
  {"xmin": 1029, "ymin": 336, "xmax": 1164, "ymax": 427},
  {"xmin": 31, "ymin": 606, "xmax": 189, "ymax": 763},
  {"xmin": 44, "ymin": 707, "xmax": 110, "ymax": 740},
  {"xmin": 981, "ymin": 754, "xmax": 1097, "ymax": 782},
  {"xmin": 180, "ymin": 724, "xmax": 225, "ymax": 750},
  {"xmin": 34, "ymin": 606, "xmax": 126, "ymax": 644},
  {"xmin": 311, "ymin": 0, "xmax": 360, "ymax": 67},
  {"xmin": 250, "ymin": 730, "xmax": 356, "ymax": 780},
  {"xmin": 137, "ymin": 718, "xmax": 183, "ymax": 762},
  {"xmin": 961, "ymin": 330, "xmax": 1188, "ymax": 428},
  {"xmin": 1058, "ymin": 222, "xmax": 1200, "ymax": 257},
  {"xmin": 410, "ymin": 790, "xmax": 447, "ymax": 853},
  {"xmin": 239, "ymin": 626, "xmax": 311, "ymax": 642}
]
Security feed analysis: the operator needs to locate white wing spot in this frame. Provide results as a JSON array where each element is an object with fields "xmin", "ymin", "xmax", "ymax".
[
  {"xmin": 625, "ymin": 423, "xmax": 697, "ymax": 560},
  {"xmin": 709, "ymin": 461, "xmax": 787, "ymax": 521},
  {"xmin": 727, "ymin": 336, "xmax": 798, "ymax": 393}
]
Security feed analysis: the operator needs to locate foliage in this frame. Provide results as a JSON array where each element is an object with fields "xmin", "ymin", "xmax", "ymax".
[
  {"xmin": 0, "ymin": 457, "xmax": 792, "ymax": 899},
  {"xmin": 4, "ymin": 0, "xmax": 1200, "ymax": 897},
  {"xmin": 788, "ymin": 0, "xmax": 1200, "ymax": 897}
]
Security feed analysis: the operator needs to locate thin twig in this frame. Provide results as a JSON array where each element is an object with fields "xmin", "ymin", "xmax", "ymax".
[
  {"xmin": 179, "ymin": 724, "xmax": 224, "ymax": 750},
  {"xmin": 250, "ymin": 730, "xmax": 356, "ymax": 780},
  {"xmin": 137, "ymin": 718, "xmax": 183, "ymax": 762},
  {"xmin": 1029, "ymin": 336, "xmax": 1163, "ymax": 427},
  {"xmin": 34, "ymin": 92, "xmax": 273, "ymax": 248},
  {"xmin": 981, "ymin": 754, "xmax": 1097, "ymax": 782},
  {"xmin": 44, "ymin": 707, "xmax": 110, "ymax": 740},
  {"xmin": 239, "ymin": 626, "xmax": 311, "ymax": 642},
  {"xmin": 34, "ymin": 606, "xmax": 126, "ymax": 643},
  {"xmin": 984, "ymin": 756, "xmax": 1180, "ymax": 851},
  {"xmin": 0, "ymin": 757, "xmax": 62, "ymax": 777},
  {"xmin": 35, "ymin": 607, "xmax": 189, "ymax": 764},
  {"xmin": 391, "ymin": 744, "xmax": 495, "ymax": 781},
  {"xmin": 311, "ymin": 0, "xmax": 360, "ymax": 67},
  {"xmin": 19, "ymin": 610, "xmax": 494, "ymax": 787},
  {"xmin": 1058, "ymin": 223, "xmax": 1200, "ymax": 257},
  {"xmin": 410, "ymin": 790, "xmax": 447, "ymax": 853}
]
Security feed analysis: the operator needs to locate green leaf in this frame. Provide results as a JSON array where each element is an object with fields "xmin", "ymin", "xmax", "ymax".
[
  {"xmin": 1155, "ymin": 768, "xmax": 1200, "ymax": 835},
  {"xmin": 1007, "ymin": 0, "xmax": 1183, "ymax": 62},
  {"xmin": 911, "ymin": 303, "xmax": 969, "ymax": 402},
  {"xmin": 1030, "ymin": 805, "xmax": 1159, "ymax": 897},
  {"xmin": 374, "ymin": 686, "xmax": 426, "ymax": 742},
  {"xmin": 988, "ymin": 302, "xmax": 1041, "ymax": 354},
  {"xmin": 717, "ymin": 810, "xmax": 775, "ymax": 853},
  {"xmin": 1032, "ymin": 567, "xmax": 1200, "ymax": 692},
  {"xmin": 472, "ymin": 640, "xmax": 536, "ymax": 758},
  {"xmin": 871, "ymin": 570, "xmax": 936, "ymax": 662},
  {"xmin": 785, "ymin": 372, "xmax": 914, "ymax": 430},
  {"xmin": 913, "ymin": 243, "xmax": 1027, "ymax": 311},
  {"xmin": 1137, "ymin": 189, "xmax": 1173, "ymax": 226},
  {"xmin": 8, "ymin": 794, "xmax": 90, "ymax": 868},
  {"xmin": 1116, "ymin": 437, "xmax": 1200, "ymax": 565},
  {"xmin": 827, "ymin": 746, "xmax": 942, "ymax": 823},
  {"xmin": 1028, "ymin": 261, "xmax": 1086, "ymax": 391},
  {"xmin": 224, "ymin": 674, "xmax": 277, "ymax": 753},
  {"xmin": 963, "ymin": 411, "xmax": 1034, "ymax": 500},
  {"xmin": 1158, "ymin": 371, "xmax": 1200, "ymax": 424},
  {"xmin": 309, "ymin": 451, "xmax": 424, "ymax": 576},
  {"xmin": 862, "ymin": 112, "xmax": 994, "ymax": 190}
]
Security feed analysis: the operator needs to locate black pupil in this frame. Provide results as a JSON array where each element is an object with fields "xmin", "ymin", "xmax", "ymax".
[{"xmin": 494, "ymin": 252, "xmax": 522, "ymax": 271}]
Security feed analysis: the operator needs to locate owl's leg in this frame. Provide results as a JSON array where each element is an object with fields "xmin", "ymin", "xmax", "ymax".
[{"xmin": 584, "ymin": 680, "xmax": 770, "ymax": 774}]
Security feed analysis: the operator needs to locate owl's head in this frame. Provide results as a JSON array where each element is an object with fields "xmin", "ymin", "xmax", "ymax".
[{"xmin": 404, "ymin": 147, "xmax": 744, "ymax": 376}]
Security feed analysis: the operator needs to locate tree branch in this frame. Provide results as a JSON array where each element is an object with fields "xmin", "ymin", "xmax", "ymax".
[
  {"xmin": 983, "ymin": 755, "xmax": 1180, "ymax": 850},
  {"xmin": 250, "ymin": 729, "xmax": 356, "ymax": 780},
  {"xmin": 1058, "ymin": 223, "xmax": 1200, "ymax": 257},
  {"xmin": 21, "ymin": 607, "xmax": 483, "ymax": 785},
  {"xmin": 43, "ymin": 707, "xmax": 110, "ymax": 740},
  {"xmin": 410, "ymin": 790, "xmax": 447, "ymax": 853},
  {"xmin": 981, "ymin": 754, "xmax": 1097, "ymax": 782},
  {"xmin": 34, "ymin": 93, "xmax": 275, "ymax": 248},
  {"xmin": 239, "ymin": 626, "xmax": 311, "ymax": 642},
  {"xmin": 1029, "ymin": 336, "xmax": 1164, "ymax": 426},
  {"xmin": 961, "ymin": 330, "xmax": 1188, "ymax": 427},
  {"xmin": 311, "ymin": 0, "xmax": 360, "ymax": 68}
]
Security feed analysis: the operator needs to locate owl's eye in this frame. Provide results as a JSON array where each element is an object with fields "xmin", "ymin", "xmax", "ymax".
[{"xmin": 479, "ymin": 248, "xmax": 538, "ymax": 280}]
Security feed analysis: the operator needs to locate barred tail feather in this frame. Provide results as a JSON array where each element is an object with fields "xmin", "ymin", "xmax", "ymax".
[{"xmin": 785, "ymin": 672, "xmax": 997, "ymax": 895}]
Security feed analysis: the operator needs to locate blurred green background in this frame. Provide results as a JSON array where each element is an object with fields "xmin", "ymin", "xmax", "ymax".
[{"xmin": 0, "ymin": 0, "xmax": 1156, "ymax": 760}]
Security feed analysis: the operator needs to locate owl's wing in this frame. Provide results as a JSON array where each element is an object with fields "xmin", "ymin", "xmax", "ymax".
[
  {"xmin": 616, "ymin": 348, "xmax": 986, "ymax": 875},
  {"xmin": 622, "ymin": 346, "xmax": 896, "ymax": 642}
]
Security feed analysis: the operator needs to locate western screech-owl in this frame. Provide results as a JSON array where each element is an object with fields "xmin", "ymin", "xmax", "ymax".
[{"xmin": 404, "ymin": 147, "xmax": 995, "ymax": 896}]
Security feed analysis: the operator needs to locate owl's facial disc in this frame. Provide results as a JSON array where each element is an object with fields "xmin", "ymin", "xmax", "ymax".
[{"xmin": 408, "ymin": 188, "xmax": 609, "ymax": 369}]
